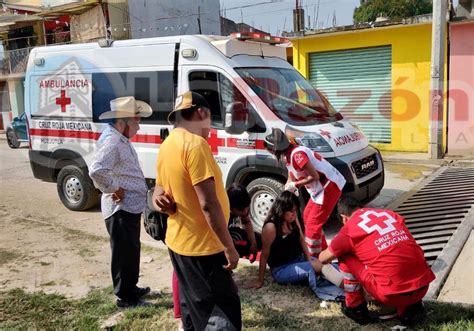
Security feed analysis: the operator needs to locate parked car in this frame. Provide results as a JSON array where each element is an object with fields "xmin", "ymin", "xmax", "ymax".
[{"xmin": 6, "ymin": 112, "xmax": 28, "ymax": 149}]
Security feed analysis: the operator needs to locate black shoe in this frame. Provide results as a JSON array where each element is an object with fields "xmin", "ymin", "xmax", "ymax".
[
  {"xmin": 135, "ymin": 286, "xmax": 151, "ymax": 298},
  {"xmin": 341, "ymin": 301, "xmax": 376, "ymax": 325},
  {"xmin": 116, "ymin": 298, "xmax": 151, "ymax": 308},
  {"xmin": 399, "ymin": 301, "xmax": 425, "ymax": 326},
  {"xmin": 335, "ymin": 295, "xmax": 346, "ymax": 304}
]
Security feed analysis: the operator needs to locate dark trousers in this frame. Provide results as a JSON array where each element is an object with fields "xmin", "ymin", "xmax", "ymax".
[
  {"xmin": 105, "ymin": 209, "xmax": 141, "ymax": 302},
  {"xmin": 169, "ymin": 250, "xmax": 242, "ymax": 331}
]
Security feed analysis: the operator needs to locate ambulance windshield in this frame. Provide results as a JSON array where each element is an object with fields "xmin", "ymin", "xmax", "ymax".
[{"xmin": 236, "ymin": 67, "xmax": 338, "ymax": 126}]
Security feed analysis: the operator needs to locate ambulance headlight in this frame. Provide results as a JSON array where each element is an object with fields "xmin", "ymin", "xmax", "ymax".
[{"xmin": 294, "ymin": 133, "xmax": 333, "ymax": 153}]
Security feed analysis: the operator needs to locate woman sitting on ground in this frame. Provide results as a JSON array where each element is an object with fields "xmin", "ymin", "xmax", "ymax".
[{"xmin": 247, "ymin": 191, "xmax": 344, "ymax": 300}]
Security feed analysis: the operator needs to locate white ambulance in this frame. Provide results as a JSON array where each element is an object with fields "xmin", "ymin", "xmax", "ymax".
[{"xmin": 25, "ymin": 32, "xmax": 384, "ymax": 232}]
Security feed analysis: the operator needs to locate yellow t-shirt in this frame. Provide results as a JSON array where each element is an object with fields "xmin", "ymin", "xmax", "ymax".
[{"xmin": 156, "ymin": 127, "xmax": 230, "ymax": 256}]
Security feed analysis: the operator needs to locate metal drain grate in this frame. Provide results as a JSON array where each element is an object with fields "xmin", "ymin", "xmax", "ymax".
[{"xmin": 392, "ymin": 167, "xmax": 474, "ymax": 265}]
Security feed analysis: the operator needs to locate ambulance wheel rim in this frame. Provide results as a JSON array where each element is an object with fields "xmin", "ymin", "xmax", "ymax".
[
  {"xmin": 63, "ymin": 175, "xmax": 84, "ymax": 204},
  {"xmin": 251, "ymin": 190, "xmax": 275, "ymax": 224}
]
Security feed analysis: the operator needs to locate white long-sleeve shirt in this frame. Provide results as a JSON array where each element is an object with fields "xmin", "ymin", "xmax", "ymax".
[{"xmin": 89, "ymin": 125, "xmax": 147, "ymax": 219}]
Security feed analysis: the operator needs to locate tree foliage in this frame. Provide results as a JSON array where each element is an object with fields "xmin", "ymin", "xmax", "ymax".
[{"xmin": 353, "ymin": 0, "xmax": 433, "ymax": 24}]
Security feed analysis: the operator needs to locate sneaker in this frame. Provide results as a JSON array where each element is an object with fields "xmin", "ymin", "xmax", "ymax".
[
  {"xmin": 116, "ymin": 299, "xmax": 151, "ymax": 308},
  {"xmin": 373, "ymin": 304, "xmax": 397, "ymax": 321},
  {"xmin": 399, "ymin": 301, "xmax": 426, "ymax": 326},
  {"xmin": 135, "ymin": 286, "xmax": 151, "ymax": 298},
  {"xmin": 341, "ymin": 301, "xmax": 376, "ymax": 325}
]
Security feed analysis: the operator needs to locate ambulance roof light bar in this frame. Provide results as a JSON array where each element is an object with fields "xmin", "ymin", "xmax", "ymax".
[{"xmin": 229, "ymin": 32, "xmax": 289, "ymax": 45}]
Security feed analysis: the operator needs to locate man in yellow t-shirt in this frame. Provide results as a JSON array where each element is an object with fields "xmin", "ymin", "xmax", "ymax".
[{"xmin": 155, "ymin": 91, "xmax": 241, "ymax": 330}]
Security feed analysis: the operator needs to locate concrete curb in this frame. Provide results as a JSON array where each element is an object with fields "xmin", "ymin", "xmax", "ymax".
[
  {"xmin": 382, "ymin": 157, "xmax": 474, "ymax": 167},
  {"xmin": 425, "ymin": 207, "xmax": 474, "ymax": 300},
  {"xmin": 382, "ymin": 156, "xmax": 448, "ymax": 166}
]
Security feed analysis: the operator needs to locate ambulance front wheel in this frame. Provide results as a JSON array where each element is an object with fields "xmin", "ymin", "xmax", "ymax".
[
  {"xmin": 247, "ymin": 177, "xmax": 284, "ymax": 234},
  {"xmin": 57, "ymin": 165, "xmax": 100, "ymax": 211}
]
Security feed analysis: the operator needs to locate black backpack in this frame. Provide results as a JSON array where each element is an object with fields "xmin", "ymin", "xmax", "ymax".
[{"xmin": 143, "ymin": 188, "xmax": 168, "ymax": 243}]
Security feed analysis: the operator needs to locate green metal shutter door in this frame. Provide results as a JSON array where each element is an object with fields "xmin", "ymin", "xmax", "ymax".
[{"xmin": 309, "ymin": 46, "xmax": 392, "ymax": 143}]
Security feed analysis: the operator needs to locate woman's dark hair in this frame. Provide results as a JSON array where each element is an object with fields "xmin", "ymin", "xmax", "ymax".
[
  {"xmin": 264, "ymin": 128, "xmax": 293, "ymax": 162},
  {"xmin": 227, "ymin": 183, "xmax": 251, "ymax": 210},
  {"xmin": 264, "ymin": 190, "xmax": 300, "ymax": 236},
  {"xmin": 272, "ymin": 148, "xmax": 290, "ymax": 162}
]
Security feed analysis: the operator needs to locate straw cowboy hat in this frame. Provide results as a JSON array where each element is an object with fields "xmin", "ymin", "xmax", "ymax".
[{"xmin": 99, "ymin": 96, "xmax": 153, "ymax": 120}]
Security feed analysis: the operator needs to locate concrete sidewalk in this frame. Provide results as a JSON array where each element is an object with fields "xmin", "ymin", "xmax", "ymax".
[
  {"xmin": 437, "ymin": 230, "xmax": 474, "ymax": 305},
  {"xmin": 381, "ymin": 151, "xmax": 474, "ymax": 167}
]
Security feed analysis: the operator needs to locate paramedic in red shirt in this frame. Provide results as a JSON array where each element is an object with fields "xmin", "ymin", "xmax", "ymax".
[
  {"xmin": 319, "ymin": 197, "xmax": 435, "ymax": 325},
  {"xmin": 264, "ymin": 128, "xmax": 346, "ymax": 258}
]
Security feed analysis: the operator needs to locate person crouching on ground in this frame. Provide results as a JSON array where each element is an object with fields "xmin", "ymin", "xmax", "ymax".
[
  {"xmin": 227, "ymin": 183, "xmax": 258, "ymax": 262},
  {"xmin": 319, "ymin": 197, "xmax": 435, "ymax": 325},
  {"xmin": 89, "ymin": 96, "xmax": 153, "ymax": 308},
  {"xmin": 264, "ymin": 128, "xmax": 346, "ymax": 259},
  {"xmin": 246, "ymin": 191, "xmax": 344, "ymax": 301}
]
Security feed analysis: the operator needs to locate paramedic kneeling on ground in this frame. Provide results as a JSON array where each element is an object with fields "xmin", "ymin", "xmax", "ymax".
[
  {"xmin": 89, "ymin": 97, "xmax": 153, "ymax": 308},
  {"xmin": 319, "ymin": 197, "xmax": 435, "ymax": 325}
]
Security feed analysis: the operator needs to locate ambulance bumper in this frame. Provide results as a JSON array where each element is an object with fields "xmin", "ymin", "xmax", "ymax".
[
  {"xmin": 326, "ymin": 145, "xmax": 384, "ymax": 203},
  {"xmin": 29, "ymin": 150, "xmax": 56, "ymax": 182}
]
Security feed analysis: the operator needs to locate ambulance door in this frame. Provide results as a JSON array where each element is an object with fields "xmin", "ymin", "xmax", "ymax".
[
  {"xmin": 125, "ymin": 69, "xmax": 175, "ymax": 182},
  {"xmin": 180, "ymin": 66, "xmax": 266, "ymax": 186}
]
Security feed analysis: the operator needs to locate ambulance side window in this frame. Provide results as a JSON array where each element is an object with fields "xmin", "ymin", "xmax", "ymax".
[
  {"xmin": 92, "ymin": 70, "xmax": 174, "ymax": 124},
  {"xmin": 189, "ymin": 71, "xmax": 222, "ymax": 127},
  {"xmin": 189, "ymin": 71, "xmax": 265, "ymax": 132}
]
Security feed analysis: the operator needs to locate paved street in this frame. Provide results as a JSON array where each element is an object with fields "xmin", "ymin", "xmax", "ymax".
[{"xmin": 0, "ymin": 139, "xmax": 439, "ymax": 298}]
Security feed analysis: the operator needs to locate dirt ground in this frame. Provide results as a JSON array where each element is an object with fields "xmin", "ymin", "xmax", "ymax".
[
  {"xmin": 0, "ymin": 140, "xmax": 438, "ymax": 299},
  {"xmin": 0, "ymin": 141, "xmax": 173, "ymax": 298}
]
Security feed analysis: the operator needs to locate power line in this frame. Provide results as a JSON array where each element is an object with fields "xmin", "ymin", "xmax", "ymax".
[{"xmin": 234, "ymin": 0, "xmax": 336, "ymax": 18}]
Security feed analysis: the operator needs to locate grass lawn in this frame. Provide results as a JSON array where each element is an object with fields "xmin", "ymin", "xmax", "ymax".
[{"xmin": 1, "ymin": 282, "xmax": 473, "ymax": 330}]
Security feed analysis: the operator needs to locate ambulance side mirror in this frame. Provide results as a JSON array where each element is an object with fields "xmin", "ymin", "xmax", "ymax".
[{"xmin": 225, "ymin": 102, "xmax": 249, "ymax": 135}]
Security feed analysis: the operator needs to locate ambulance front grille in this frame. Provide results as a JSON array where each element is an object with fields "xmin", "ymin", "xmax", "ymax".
[
  {"xmin": 391, "ymin": 167, "xmax": 474, "ymax": 266},
  {"xmin": 351, "ymin": 154, "xmax": 378, "ymax": 179}
]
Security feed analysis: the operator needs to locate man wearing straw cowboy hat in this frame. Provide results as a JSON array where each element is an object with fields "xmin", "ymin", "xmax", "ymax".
[{"xmin": 89, "ymin": 96, "xmax": 153, "ymax": 308}]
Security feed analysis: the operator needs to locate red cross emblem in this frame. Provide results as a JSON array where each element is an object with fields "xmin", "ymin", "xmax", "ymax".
[
  {"xmin": 207, "ymin": 129, "xmax": 225, "ymax": 155},
  {"xmin": 319, "ymin": 129, "xmax": 331, "ymax": 139},
  {"xmin": 55, "ymin": 90, "xmax": 71, "ymax": 113},
  {"xmin": 357, "ymin": 211, "xmax": 397, "ymax": 235}
]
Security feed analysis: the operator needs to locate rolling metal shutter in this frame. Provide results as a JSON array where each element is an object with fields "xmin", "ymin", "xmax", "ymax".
[{"xmin": 309, "ymin": 46, "xmax": 392, "ymax": 143}]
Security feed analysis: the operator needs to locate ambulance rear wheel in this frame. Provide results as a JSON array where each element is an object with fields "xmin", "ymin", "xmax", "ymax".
[
  {"xmin": 57, "ymin": 165, "xmax": 99, "ymax": 211},
  {"xmin": 247, "ymin": 177, "xmax": 284, "ymax": 234}
]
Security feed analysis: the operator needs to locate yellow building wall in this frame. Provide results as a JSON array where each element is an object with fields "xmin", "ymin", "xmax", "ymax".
[{"xmin": 292, "ymin": 23, "xmax": 448, "ymax": 153}]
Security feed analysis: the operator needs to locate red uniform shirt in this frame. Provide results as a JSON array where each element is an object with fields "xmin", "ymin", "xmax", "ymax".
[{"xmin": 329, "ymin": 208, "xmax": 435, "ymax": 295}]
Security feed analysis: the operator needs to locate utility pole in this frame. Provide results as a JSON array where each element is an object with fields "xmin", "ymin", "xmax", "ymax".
[
  {"xmin": 429, "ymin": 0, "xmax": 447, "ymax": 159},
  {"xmin": 293, "ymin": 0, "xmax": 305, "ymax": 32},
  {"xmin": 197, "ymin": 6, "xmax": 202, "ymax": 34}
]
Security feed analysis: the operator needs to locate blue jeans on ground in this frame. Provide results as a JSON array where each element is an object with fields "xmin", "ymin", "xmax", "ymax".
[{"xmin": 271, "ymin": 255, "xmax": 344, "ymax": 301}]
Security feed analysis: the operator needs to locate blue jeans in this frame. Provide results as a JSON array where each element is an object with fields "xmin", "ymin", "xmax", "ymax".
[{"xmin": 271, "ymin": 255, "xmax": 344, "ymax": 301}]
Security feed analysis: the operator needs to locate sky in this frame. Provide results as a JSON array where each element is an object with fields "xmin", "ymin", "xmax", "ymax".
[
  {"xmin": 221, "ymin": 0, "xmax": 367, "ymax": 36},
  {"xmin": 220, "ymin": 0, "xmax": 460, "ymax": 36}
]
